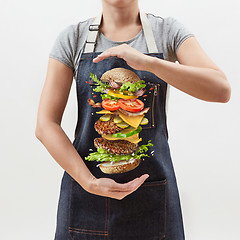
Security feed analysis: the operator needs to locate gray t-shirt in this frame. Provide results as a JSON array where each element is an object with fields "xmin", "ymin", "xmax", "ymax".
[{"xmin": 49, "ymin": 13, "xmax": 193, "ymax": 78}]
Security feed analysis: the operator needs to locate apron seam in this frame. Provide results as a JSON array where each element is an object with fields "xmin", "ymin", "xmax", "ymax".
[
  {"xmin": 69, "ymin": 227, "xmax": 108, "ymax": 234},
  {"xmin": 104, "ymin": 197, "xmax": 108, "ymax": 240},
  {"xmin": 68, "ymin": 229, "xmax": 108, "ymax": 236},
  {"xmin": 164, "ymin": 180, "xmax": 167, "ymax": 236},
  {"xmin": 142, "ymin": 184, "xmax": 166, "ymax": 187},
  {"xmin": 107, "ymin": 198, "xmax": 110, "ymax": 240},
  {"xmin": 68, "ymin": 179, "xmax": 74, "ymax": 240},
  {"xmin": 76, "ymin": 58, "xmax": 86, "ymax": 83}
]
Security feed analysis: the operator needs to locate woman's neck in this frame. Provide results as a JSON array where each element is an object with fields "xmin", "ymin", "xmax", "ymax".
[{"xmin": 100, "ymin": 0, "xmax": 141, "ymax": 42}]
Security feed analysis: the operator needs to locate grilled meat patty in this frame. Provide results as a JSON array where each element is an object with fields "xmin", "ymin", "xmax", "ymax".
[
  {"xmin": 94, "ymin": 115, "xmax": 123, "ymax": 135},
  {"xmin": 94, "ymin": 138, "xmax": 138, "ymax": 155}
]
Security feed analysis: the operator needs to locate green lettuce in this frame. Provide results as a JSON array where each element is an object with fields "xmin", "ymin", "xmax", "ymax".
[
  {"xmin": 90, "ymin": 73, "xmax": 146, "ymax": 94},
  {"xmin": 90, "ymin": 73, "xmax": 111, "ymax": 93},
  {"xmin": 85, "ymin": 140, "xmax": 153, "ymax": 162},
  {"xmin": 119, "ymin": 80, "xmax": 146, "ymax": 93},
  {"xmin": 101, "ymin": 93, "xmax": 120, "ymax": 101}
]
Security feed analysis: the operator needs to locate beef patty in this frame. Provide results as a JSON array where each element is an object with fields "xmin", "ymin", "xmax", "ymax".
[
  {"xmin": 94, "ymin": 138, "xmax": 138, "ymax": 155},
  {"xmin": 94, "ymin": 115, "xmax": 123, "ymax": 135}
]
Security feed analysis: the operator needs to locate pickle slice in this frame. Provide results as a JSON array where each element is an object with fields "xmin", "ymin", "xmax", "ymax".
[
  {"xmin": 140, "ymin": 117, "xmax": 149, "ymax": 125},
  {"xmin": 116, "ymin": 122, "xmax": 129, "ymax": 129},
  {"xmin": 100, "ymin": 114, "xmax": 111, "ymax": 122},
  {"xmin": 113, "ymin": 116, "xmax": 123, "ymax": 124},
  {"xmin": 111, "ymin": 126, "xmax": 142, "ymax": 138}
]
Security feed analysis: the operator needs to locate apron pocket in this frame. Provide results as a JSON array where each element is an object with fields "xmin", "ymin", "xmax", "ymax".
[
  {"xmin": 68, "ymin": 178, "xmax": 108, "ymax": 240},
  {"xmin": 108, "ymin": 179, "xmax": 166, "ymax": 240}
]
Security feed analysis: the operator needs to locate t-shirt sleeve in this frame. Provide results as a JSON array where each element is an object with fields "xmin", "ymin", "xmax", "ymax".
[
  {"xmin": 49, "ymin": 25, "xmax": 78, "ymax": 71},
  {"xmin": 165, "ymin": 17, "xmax": 194, "ymax": 62}
]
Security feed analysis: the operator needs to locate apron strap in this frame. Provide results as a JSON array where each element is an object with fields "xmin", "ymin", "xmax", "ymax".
[
  {"xmin": 84, "ymin": 14, "xmax": 102, "ymax": 53},
  {"xmin": 83, "ymin": 11, "xmax": 158, "ymax": 54},
  {"xmin": 139, "ymin": 11, "xmax": 158, "ymax": 53}
]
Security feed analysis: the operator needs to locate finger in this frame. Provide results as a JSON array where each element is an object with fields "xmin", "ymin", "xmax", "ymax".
[
  {"xmin": 93, "ymin": 47, "xmax": 124, "ymax": 63},
  {"xmin": 111, "ymin": 174, "xmax": 149, "ymax": 192},
  {"xmin": 127, "ymin": 174, "xmax": 149, "ymax": 192},
  {"xmin": 108, "ymin": 191, "xmax": 130, "ymax": 200},
  {"xmin": 109, "ymin": 175, "xmax": 149, "ymax": 200},
  {"xmin": 123, "ymin": 174, "xmax": 149, "ymax": 188},
  {"xmin": 107, "ymin": 175, "xmax": 149, "ymax": 200},
  {"xmin": 93, "ymin": 52, "xmax": 111, "ymax": 63}
]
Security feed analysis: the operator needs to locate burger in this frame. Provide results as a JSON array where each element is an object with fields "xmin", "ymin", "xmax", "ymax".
[{"xmin": 85, "ymin": 68, "xmax": 153, "ymax": 174}]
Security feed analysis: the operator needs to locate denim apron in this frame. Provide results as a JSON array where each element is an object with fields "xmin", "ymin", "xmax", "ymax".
[{"xmin": 54, "ymin": 12, "xmax": 185, "ymax": 240}]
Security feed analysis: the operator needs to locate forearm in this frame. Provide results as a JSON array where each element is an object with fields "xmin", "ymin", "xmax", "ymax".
[
  {"xmin": 35, "ymin": 122, "xmax": 94, "ymax": 189},
  {"xmin": 145, "ymin": 57, "xmax": 230, "ymax": 103}
]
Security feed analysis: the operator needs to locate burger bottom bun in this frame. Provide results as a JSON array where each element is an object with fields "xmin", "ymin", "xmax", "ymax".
[{"xmin": 99, "ymin": 158, "xmax": 141, "ymax": 174}]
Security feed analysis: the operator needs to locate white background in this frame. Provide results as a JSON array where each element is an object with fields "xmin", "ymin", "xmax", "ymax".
[{"xmin": 0, "ymin": 0, "xmax": 239, "ymax": 239}]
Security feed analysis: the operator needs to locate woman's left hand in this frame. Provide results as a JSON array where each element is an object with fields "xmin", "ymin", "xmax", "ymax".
[{"xmin": 93, "ymin": 44, "xmax": 151, "ymax": 71}]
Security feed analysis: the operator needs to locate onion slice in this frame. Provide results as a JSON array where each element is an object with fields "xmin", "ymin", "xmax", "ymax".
[
  {"xmin": 109, "ymin": 80, "xmax": 121, "ymax": 89},
  {"xmin": 118, "ymin": 107, "xmax": 150, "ymax": 116},
  {"xmin": 102, "ymin": 89, "xmax": 110, "ymax": 93},
  {"xmin": 134, "ymin": 89, "xmax": 146, "ymax": 96}
]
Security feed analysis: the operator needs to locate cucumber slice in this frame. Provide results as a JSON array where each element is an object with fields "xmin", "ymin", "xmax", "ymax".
[
  {"xmin": 111, "ymin": 126, "xmax": 142, "ymax": 138},
  {"xmin": 113, "ymin": 116, "xmax": 123, "ymax": 124},
  {"xmin": 116, "ymin": 122, "xmax": 129, "ymax": 129},
  {"xmin": 140, "ymin": 117, "xmax": 149, "ymax": 125},
  {"xmin": 100, "ymin": 114, "xmax": 111, "ymax": 122}
]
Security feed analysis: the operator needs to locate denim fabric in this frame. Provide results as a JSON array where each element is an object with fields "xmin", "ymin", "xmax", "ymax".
[{"xmin": 54, "ymin": 52, "xmax": 185, "ymax": 240}]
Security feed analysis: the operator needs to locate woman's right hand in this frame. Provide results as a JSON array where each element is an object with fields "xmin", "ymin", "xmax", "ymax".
[{"xmin": 85, "ymin": 174, "xmax": 149, "ymax": 200}]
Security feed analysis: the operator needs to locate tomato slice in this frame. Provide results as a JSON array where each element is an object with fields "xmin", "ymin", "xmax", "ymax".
[
  {"xmin": 118, "ymin": 99, "xmax": 144, "ymax": 112},
  {"xmin": 102, "ymin": 99, "xmax": 120, "ymax": 111}
]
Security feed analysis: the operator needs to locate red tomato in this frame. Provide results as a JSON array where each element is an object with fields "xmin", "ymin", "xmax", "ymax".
[
  {"xmin": 102, "ymin": 99, "xmax": 120, "ymax": 111},
  {"xmin": 118, "ymin": 99, "xmax": 144, "ymax": 112}
]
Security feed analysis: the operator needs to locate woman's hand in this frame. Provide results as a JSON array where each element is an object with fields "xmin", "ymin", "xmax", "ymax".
[
  {"xmin": 93, "ymin": 38, "xmax": 231, "ymax": 103},
  {"xmin": 85, "ymin": 174, "xmax": 149, "ymax": 200},
  {"xmin": 93, "ymin": 44, "xmax": 151, "ymax": 71}
]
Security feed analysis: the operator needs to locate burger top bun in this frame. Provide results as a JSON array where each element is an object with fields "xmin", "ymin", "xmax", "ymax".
[
  {"xmin": 101, "ymin": 68, "xmax": 140, "ymax": 84},
  {"xmin": 99, "ymin": 158, "xmax": 141, "ymax": 174}
]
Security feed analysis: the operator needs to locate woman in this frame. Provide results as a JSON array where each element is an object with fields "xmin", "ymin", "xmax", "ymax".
[{"xmin": 35, "ymin": 0, "xmax": 231, "ymax": 239}]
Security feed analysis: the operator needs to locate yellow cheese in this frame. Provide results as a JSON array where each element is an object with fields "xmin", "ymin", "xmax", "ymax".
[
  {"xmin": 102, "ymin": 133, "xmax": 142, "ymax": 144},
  {"xmin": 96, "ymin": 110, "xmax": 114, "ymax": 114},
  {"xmin": 96, "ymin": 110, "xmax": 144, "ymax": 129},
  {"xmin": 118, "ymin": 112, "xmax": 144, "ymax": 128}
]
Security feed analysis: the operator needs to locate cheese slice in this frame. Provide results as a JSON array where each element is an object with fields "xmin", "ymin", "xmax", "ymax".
[
  {"xmin": 96, "ymin": 110, "xmax": 114, "ymax": 114},
  {"xmin": 96, "ymin": 109, "xmax": 144, "ymax": 128},
  {"xmin": 118, "ymin": 112, "xmax": 144, "ymax": 129},
  {"xmin": 102, "ymin": 133, "xmax": 142, "ymax": 144}
]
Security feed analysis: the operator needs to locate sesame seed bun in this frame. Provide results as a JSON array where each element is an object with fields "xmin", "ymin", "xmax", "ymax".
[{"xmin": 101, "ymin": 68, "xmax": 141, "ymax": 84}]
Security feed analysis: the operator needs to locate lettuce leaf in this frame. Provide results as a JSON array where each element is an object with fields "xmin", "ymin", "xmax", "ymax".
[
  {"xmin": 85, "ymin": 140, "xmax": 153, "ymax": 162},
  {"xmin": 101, "ymin": 93, "xmax": 120, "ymax": 101},
  {"xmin": 90, "ymin": 73, "xmax": 111, "ymax": 93},
  {"xmin": 119, "ymin": 80, "xmax": 146, "ymax": 93}
]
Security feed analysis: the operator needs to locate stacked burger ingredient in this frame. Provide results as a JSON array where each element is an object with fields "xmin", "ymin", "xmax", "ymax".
[{"xmin": 85, "ymin": 68, "xmax": 153, "ymax": 174}]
